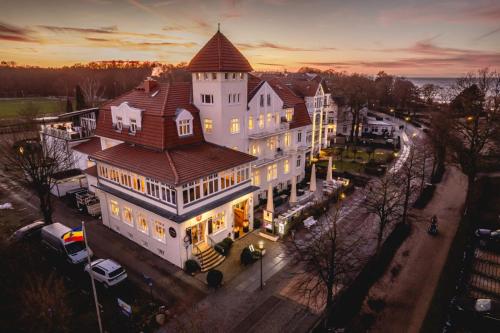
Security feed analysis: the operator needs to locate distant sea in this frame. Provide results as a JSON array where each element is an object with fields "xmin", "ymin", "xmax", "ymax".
[{"xmin": 407, "ymin": 77, "xmax": 457, "ymax": 90}]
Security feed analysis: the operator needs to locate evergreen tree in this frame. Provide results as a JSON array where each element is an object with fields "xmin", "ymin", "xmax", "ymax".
[{"xmin": 75, "ymin": 85, "xmax": 86, "ymax": 110}]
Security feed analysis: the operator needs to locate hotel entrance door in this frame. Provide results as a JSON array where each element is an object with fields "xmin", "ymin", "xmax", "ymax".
[{"xmin": 191, "ymin": 221, "xmax": 205, "ymax": 246}]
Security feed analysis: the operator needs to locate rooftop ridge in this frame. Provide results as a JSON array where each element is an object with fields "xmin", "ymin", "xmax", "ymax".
[{"xmin": 164, "ymin": 149, "xmax": 179, "ymax": 185}]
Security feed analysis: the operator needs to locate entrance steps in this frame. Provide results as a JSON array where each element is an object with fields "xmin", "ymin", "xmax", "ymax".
[{"xmin": 195, "ymin": 246, "xmax": 225, "ymax": 272}]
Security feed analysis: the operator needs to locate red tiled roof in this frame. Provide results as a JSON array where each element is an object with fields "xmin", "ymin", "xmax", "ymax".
[
  {"xmin": 267, "ymin": 79, "xmax": 312, "ymax": 129},
  {"xmin": 83, "ymin": 165, "xmax": 98, "ymax": 177},
  {"xmin": 289, "ymin": 103, "xmax": 312, "ymax": 129},
  {"xmin": 247, "ymin": 73, "xmax": 264, "ymax": 101},
  {"xmin": 95, "ymin": 82, "xmax": 204, "ymax": 150},
  {"xmin": 91, "ymin": 142, "xmax": 256, "ymax": 186},
  {"xmin": 188, "ymin": 31, "xmax": 253, "ymax": 72},
  {"xmin": 72, "ymin": 137, "xmax": 102, "ymax": 155}
]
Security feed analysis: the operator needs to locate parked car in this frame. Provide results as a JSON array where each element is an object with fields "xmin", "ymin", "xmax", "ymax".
[
  {"xmin": 41, "ymin": 222, "xmax": 92, "ymax": 264},
  {"xmin": 453, "ymin": 297, "xmax": 500, "ymax": 328},
  {"xmin": 84, "ymin": 259, "xmax": 128, "ymax": 287},
  {"xmin": 9, "ymin": 220, "xmax": 44, "ymax": 242},
  {"xmin": 475, "ymin": 229, "xmax": 500, "ymax": 250}
]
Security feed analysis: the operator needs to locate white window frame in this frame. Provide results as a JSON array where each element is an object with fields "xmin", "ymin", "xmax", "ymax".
[{"xmin": 230, "ymin": 118, "xmax": 240, "ymax": 134}]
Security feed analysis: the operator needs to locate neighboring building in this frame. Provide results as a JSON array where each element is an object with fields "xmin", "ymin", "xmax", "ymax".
[
  {"xmin": 39, "ymin": 108, "xmax": 99, "ymax": 196},
  {"xmin": 260, "ymin": 72, "xmax": 336, "ymax": 158}
]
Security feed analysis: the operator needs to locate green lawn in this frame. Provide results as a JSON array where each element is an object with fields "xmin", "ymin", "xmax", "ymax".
[{"xmin": 0, "ymin": 97, "xmax": 67, "ymax": 119}]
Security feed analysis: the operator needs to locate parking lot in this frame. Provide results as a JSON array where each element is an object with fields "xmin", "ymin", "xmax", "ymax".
[{"xmin": 0, "ymin": 175, "xmax": 205, "ymax": 332}]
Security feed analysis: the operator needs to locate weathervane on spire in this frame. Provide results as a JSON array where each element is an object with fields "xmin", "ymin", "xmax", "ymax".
[{"xmin": 218, "ymin": 22, "xmax": 220, "ymax": 32}]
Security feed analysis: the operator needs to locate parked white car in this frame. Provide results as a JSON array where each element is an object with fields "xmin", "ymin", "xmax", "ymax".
[
  {"xmin": 9, "ymin": 220, "xmax": 45, "ymax": 242},
  {"xmin": 84, "ymin": 259, "xmax": 127, "ymax": 287}
]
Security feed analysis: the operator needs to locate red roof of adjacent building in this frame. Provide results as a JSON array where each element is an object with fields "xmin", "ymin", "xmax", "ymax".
[
  {"xmin": 95, "ymin": 82, "xmax": 203, "ymax": 150},
  {"xmin": 267, "ymin": 79, "xmax": 312, "ymax": 129},
  {"xmin": 83, "ymin": 165, "xmax": 98, "ymax": 177},
  {"xmin": 188, "ymin": 31, "xmax": 253, "ymax": 72},
  {"xmin": 72, "ymin": 137, "xmax": 102, "ymax": 155},
  {"xmin": 90, "ymin": 142, "xmax": 256, "ymax": 186}
]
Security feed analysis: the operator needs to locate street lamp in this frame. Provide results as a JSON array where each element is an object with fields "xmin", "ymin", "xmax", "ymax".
[{"xmin": 258, "ymin": 240, "xmax": 265, "ymax": 291}]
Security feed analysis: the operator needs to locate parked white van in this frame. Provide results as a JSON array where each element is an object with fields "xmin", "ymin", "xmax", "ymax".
[{"xmin": 41, "ymin": 222, "xmax": 92, "ymax": 264}]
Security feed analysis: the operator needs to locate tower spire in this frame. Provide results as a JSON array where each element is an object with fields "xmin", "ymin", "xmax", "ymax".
[{"xmin": 218, "ymin": 22, "xmax": 220, "ymax": 32}]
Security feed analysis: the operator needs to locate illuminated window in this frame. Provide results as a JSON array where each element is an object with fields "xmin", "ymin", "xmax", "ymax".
[
  {"xmin": 153, "ymin": 221, "xmax": 166, "ymax": 242},
  {"xmin": 204, "ymin": 119, "xmax": 213, "ymax": 134},
  {"xmin": 196, "ymin": 73, "xmax": 201, "ymax": 80},
  {"xmin": 267, "ymin": 137, "xmax": 276, "ymax": 150},
  {"xmin": 284, "ymin": 159, "xmax": 289, "ymax": 174},
  {"xmin": 110, "ymin": 200, "xmax": 120, "ymax": 217},
  {"xmin": 230, "ymin": 118, "xmax": 240, "ymax": 134},
  {"xmin": 252, "ymin": 170, "xmax": 260, "ymax": 186},
  {"xmin": 137, "ymin": 214, "xmax": 148, "ymax": 234},
  {"xmin": 258, "ymin": 114, "xmax": 264, "ymax": 129},
  {"xmin": 202, "ymin": 173, "xmax": 219, "ymax": 197},
  {"xmin": 123, "ymin": 206, "xmax": 133, "ymax": 225},
  {"xmin": 209, "ymin": 213, "xmax": 226, "ymax": 234},
  {"xmin": 267, "ymin": 113, "xmax": 272, "ymax": 127},
  {"xmin": 286, "ymin": 109, "xmax": 293, "ymax": 122},
  {"xmin": 251, "ymin": 144, "xmax": 260, "ymax": 156},
  {"xmin": 182, "ymin": 180, "xmax": 201, "ymax": 205},
  {"xmin": 132, "ymin": 175, "xmax": 145, "ymax": 192},
  {"xmin": 275, "ymin": 112, "xmax": 280, "ymax": 125},
  {"xmin": 284, "ymin": 133, "xmax": 291, "ymax": 147},
  {"xmin": 248, "ymin": 116, "xmax": 254, "ymax": 130},
  {"xmin": 267, "ymin": 164, "xmax": 277, "ymax": 181},
  {"xmin": 178, "ymin": 119, "xmax": 192, "ymax": 136}
]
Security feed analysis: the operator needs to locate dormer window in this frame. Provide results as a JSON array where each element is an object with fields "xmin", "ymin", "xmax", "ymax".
[
  {"xmin": 175, "ymin": 108, "xmax": 194, "ymax": 137},
  {"xmin": 178, "ymin": 119, "xmax": 191, "ymax": 136},
  {"xmin": 286, "ymin": 109, "xmax": 294, "ymax": 122},
  {"xmin": 211, "ymin": 73, "xmax": 217, "ymax": 80},
  {"xmin": 232, "ymin": 73, "xmax": 236, "ymax": 79},
  {"xmin": 203, "ymin": 73, "xmax": 208, "ymax": 80},
  {"xmin": 116, "ymin": 117, "xmax": 123, "ymax": 131},
  {"xmin": 224, "ymin": 73, "xmax": 229, "ymax": 80},
  {"xmin": 239, "ymin": 73, "xmax": 244, "ymax": 79},
  {"xmin": 129, "ymin": 118, "xmax": 137, "ymax": 134}
]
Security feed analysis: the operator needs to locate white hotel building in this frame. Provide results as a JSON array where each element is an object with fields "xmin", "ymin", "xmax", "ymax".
[{"xmin": 71, "ymin": 30, "xmax": 336, "ymax": 269}]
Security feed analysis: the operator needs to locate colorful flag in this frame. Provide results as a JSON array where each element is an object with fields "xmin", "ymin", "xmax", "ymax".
[{"xmin": 63, "ymin": 226, "xmax": 84, "ymax": 243}]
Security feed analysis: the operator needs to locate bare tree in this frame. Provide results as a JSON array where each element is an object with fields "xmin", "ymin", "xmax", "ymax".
[
  {"xmin": 286, "ymin": 204, "xmax": 364, "ymax": 315},
  {"xmin": 20, "ymin": 272, "xmax": 72, "ymax": 333},
  {"xmin": 0, "ymin": 133, "xmax": 73, "ymax": 223},
  {"xmin": 397, "ymin": 144, "xmax": 419, "ymax": 225},
  {"xmin": 364, "ymin": 174, "xmax": 402, "ymax": 254},
  {"xmin": 428, "ymin": 109, "xmax": 452, "ymax": 180},
  {"xmin": 449, "ymin": 69, "xmax": 500, "ymax": 208},
  {"xmin": 80, "ymin": 76, "xmax": 105, "ymax": 107}
]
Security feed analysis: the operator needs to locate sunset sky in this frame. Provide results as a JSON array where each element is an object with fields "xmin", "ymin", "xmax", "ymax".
[{"xmin": 1, "ymin": 0, "xmax": 500, "ymax": 76}]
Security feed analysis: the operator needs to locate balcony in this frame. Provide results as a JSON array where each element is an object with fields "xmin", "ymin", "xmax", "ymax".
[{"xmin": 42, "ymin": 124, "xmax": 93, "ymax": 141}]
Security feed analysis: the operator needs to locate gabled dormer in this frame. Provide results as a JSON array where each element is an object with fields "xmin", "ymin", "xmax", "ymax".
[
  {"xmin": 111, "ymin": 102, "xmax": 143, "ymax": 135},
  {"xmin": 175, "ymin": 108, "xmax": 194, "ymax": 137}
]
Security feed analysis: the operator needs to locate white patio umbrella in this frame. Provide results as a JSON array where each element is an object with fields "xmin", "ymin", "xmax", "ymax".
[
  {"xmin": 266, "ymin": 184, "xmax": 274, "ymax": 212},
  {"xmin": 289, "ymin": 175, "xmax": 297, "ymax": 205},
  {"xmin": 326, "ymin": 156, "xmax": 333, "ymax": 182},
  {"xmin": 309, "ymin": 164, "xmax": 317, "ymax": 192}
]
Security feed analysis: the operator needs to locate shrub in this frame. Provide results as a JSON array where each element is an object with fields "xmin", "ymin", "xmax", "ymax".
[
  {"xmin": 240, "ymin": 247, "xmax": 254, "ymax": 266},
  {"xmin": 367, "ymin": 298, "xmax": 386, "ymax": 313},
  {"xmin": 253, "ymin": 217, "xmax": 261, "ymax": 229},
  {"xmin": 206, "ymin": 269, "xmax": 223, "ymax": 288},
  {"xmin": 214, "ymin": 237, "xmax": 234, "ymax": 256},
  {"xmin": 184, "ymin": 259, "xmax": 200, "ymax": 275}
]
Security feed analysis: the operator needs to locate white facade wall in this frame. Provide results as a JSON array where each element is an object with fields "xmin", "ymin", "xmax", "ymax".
[
  {"xmin": 97, "ymin": 186, "xmax": 254, "ymax": 268},
  {"xmin": 192, "ymin": 72, "xmax": 249, "ymax": 152}
]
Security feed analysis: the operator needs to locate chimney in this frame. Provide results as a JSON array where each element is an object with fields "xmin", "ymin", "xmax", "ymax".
[{"xmin": 144, "ymin": 77, "xmax": 157, "ymax": 94}]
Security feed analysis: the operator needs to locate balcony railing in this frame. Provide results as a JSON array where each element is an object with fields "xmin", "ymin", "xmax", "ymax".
[{"xmin": 42, "ymin": 126, "xmax": 92, "ymax": 141}]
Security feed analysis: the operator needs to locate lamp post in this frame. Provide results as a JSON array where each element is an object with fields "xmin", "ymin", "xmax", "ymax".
[{"xmin": 258, "ymin": 240, "xmax": 265, "ymax": 290}]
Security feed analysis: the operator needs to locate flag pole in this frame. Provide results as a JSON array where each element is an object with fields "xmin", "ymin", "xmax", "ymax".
[{"xmin": 82, "ymin": 221, "xmax": 103, "ymax": 333}]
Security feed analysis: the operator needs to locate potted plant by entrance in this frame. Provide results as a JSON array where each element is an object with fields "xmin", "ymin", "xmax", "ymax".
[
  {"xmin": 242, "ymin": 220, "xmax": 249, "ymax": 233},
  {"xmin": 233, "ymin": 226, "xmax": 240, "ymax": 239},
  {"xmin": 207, "ymin": 269, "xmax": 223, "ymax": 288}
]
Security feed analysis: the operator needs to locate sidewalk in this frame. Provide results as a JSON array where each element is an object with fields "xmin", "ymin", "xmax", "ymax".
[{"xmin": 365, "ymin": 166, "xmax": 467, "ymax": 333}]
